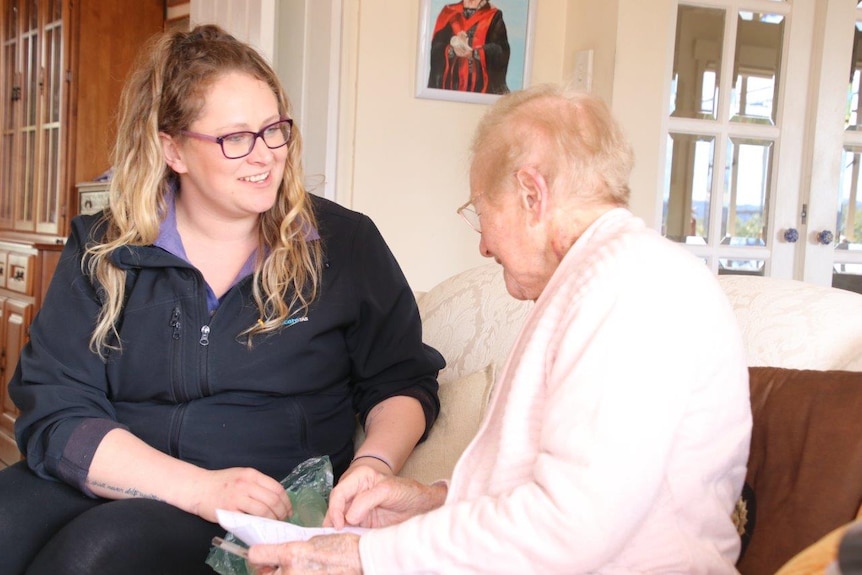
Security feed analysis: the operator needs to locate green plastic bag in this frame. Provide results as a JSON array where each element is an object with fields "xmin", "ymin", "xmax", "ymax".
[{"xmin": 205, "ymin": 455, "xmax": 334, "ymax": 575}]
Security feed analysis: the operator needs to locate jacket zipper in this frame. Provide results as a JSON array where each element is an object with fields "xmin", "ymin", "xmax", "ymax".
[
  {"xmin": 170, "ymin": 307, "xmax": 181, "ymax": 340},
  {"xmin": 168, "ymin": 306, "xmax": 188, "ymax": 403},
  {"xmin": 167, "ymin": 305, "xmax": 188, "ymax": 457},
  {"xmin": 198, "ymin": 293, "xmax": 212, "ymax": 396}
]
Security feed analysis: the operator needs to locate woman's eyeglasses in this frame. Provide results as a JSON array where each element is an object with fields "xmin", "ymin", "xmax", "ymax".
[
  {"xmin": 456, "ymin": 199, "xmax": 482, "ymax": 233},
  {"xmin": 181, "ymin": 118, "xmax": 293, "ymax": 159}
]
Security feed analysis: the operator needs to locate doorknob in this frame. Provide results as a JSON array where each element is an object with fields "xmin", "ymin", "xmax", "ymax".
[
  {"xmin": 783, "ymin": 228, "xmax": 799, "ymax": 243},
  {"xmin": 816, "ymin": 230, "xmax": 834, "ymax": 245}
]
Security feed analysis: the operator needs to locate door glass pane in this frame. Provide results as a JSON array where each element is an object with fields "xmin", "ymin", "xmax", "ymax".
[
  {"xmin": 21, "ymin": 0, "xmax": 34, "ymax": 32},
  {"xmin": 43, "ymin": 24, "xmax": 61, "ymax": 123},
  {"xmin": 52, "ymin": 26, "xmax": 61, "ymax": 120},
  {"xmin": 41, "ymin": 126, "xmax": 58, "ymax": 224},
  {"xmin": 18, "ymin": 129, "xmax": 33, "ymax": 222},
  {"xmin": 671, "ymin": 6, "xmax": 725, "ymax": 120},
  {"xmin": 1, "ymin": 133, "xmax": 13, "ymax": 221},
  {"xmin": 2, "ymin": 50, "xmax": 14, "ymax": 131},
  {"xmin": 27, "ymin": 0, "xmax": 36, "ymax": 29},
  {"xmin": 664, "ymin": 133, "xmax": 715, "ymax": 243},
  {"xmin": 22, "ymin": 33, "xmax": 34, "ymax": 125},
  {"xmin": 834, "ymin": 147, "xmax": 862, "ymax": 291},
  {"xmin": 47, "ymin": 0, "xmax": 62, "ymax": 22},
  {"xmin": 718, "ymin": 257, "xmax": 766, "ymax": 275},
  {"xmin": 724, "ymin": 137, "xmax": 772, "ymax": 246},
  {"xmin": 730, "ymin": 12, "xmax": 784, "ymax": 125},
  {"xmin": 847, "ymin": 23, "xmax": 862, "ymax": 131},
  {"xmin": 1, "ymin": 36, "xmax": 16, "ymax": 224},
  {"xmin": 4, "ymin": 0, "xmax": 18, "ymax": 38}
]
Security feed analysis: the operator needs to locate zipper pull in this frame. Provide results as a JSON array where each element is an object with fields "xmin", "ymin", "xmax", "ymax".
[
  {"xmin": 199, "ymin": 325, "xmax": 210, "ymax": 346},
  {"xmin": 170, "ymin": 307, "xmax": 181, "ymax": 340}
]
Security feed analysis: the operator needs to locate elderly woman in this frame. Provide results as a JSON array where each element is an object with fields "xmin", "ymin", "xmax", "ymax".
[{"xmin": 248, "ymin": 85, "xmax": 752, "ymax": 574}]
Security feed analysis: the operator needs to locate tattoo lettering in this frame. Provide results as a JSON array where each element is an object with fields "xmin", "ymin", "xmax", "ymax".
[{"xmin": 86, "ymin": 479, "xmax": 164, "ymax": 501}]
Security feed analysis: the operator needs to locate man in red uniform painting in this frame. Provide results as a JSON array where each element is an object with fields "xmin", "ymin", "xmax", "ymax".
[{"xmin": 428, "ymin": 0, "xmax": 510, "ymax": 95}]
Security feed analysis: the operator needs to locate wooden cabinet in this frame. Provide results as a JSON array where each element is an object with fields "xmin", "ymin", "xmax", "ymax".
[
  {"xmin": 2, "ymin": 0, "xmax": 68, "ymax": 235},
  {"xmin": 0, "ymin": 242, "xmax": 38, "ymax": 466},
  {"xmin": 0, "ymin": 0, "xmax": 163, "ymax": 464},
  {"xmin": 1, "ymin": 0, "xmax": 163, "ymax": 238},
  {"xmin": 0, "ymin": 293, "xmax": 31, "ymax": 465}
]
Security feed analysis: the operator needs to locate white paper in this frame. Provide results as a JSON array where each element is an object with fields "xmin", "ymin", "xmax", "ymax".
[{"xmin": 216, "ymin": 509, "xmax": 369, "ymax": 546}]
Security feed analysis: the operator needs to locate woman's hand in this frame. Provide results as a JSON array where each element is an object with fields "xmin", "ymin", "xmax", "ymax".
[
  {"xmin": 188, "ymin": 467, "xmax": 292, "ymax": 523},
  {"xmin": 248, "ymin": 533, "xmax": 361, "ymax": 575},
  {"xmin": 324, "ymin": 462, "xmax": 390, "ymax": 529}
]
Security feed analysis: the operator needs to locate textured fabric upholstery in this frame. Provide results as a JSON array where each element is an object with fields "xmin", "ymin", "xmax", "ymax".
[
  {"xmin": 718, "ymin": 275, "xmax": 862, "ymax": 371},
  {"xmin": 416, "ymin": 264, "xmax": 533, "ymax": 387}
]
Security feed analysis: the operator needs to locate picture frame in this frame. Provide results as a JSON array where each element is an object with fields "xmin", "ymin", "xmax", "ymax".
[
  {"xmin": 416, "ymin": 0, "xmax": 536, "ymax": 104},
  {"xmin": 76, "ymin": 182, "xmax": 110, "ymax": 216}
]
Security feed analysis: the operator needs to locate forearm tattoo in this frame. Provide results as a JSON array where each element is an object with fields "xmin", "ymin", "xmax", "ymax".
[{"xmin": 86, "ymin": 479, "xmax": 164, "ymax": 501}]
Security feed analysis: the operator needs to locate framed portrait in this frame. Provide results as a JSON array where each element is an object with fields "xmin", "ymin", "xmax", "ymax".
[{"xmin": 416, "ymin": 0, "xmax": 536, "ymax": 104}]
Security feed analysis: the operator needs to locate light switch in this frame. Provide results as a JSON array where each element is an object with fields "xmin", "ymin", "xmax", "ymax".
[{"xmin": 574, "ymin": 49, "xmax": 594, "ymax": 92}]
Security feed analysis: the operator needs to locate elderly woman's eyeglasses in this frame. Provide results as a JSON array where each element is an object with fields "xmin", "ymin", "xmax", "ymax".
[
  {"xmin": 457, "ymin": 199, "xmax": 482, "ymax": 233},
  {"xmin": 181, "ymin": 118, "xmax": 293, "ymax": 159}
]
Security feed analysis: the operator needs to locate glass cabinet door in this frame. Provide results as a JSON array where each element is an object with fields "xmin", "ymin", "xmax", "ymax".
[
  {"xmin": 15, "ymin": 0, "xmax": 37, "ymax": 230},
  {"xmin": 0, "ymin": 0, "xmax": 65, "ymax": 236},
  {"xmin": 36, "ymin": 0, "xmax": 62, "ymax": 234},
  {"xmin": 0, "ymin": 0, "xmax": 19, "ymax": 229}
]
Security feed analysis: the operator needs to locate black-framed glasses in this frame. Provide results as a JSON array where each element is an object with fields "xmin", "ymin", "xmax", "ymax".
[
  {"xmin": 457, "ymin": 198, "xmax": 482, "ymax": 233},
  {"xmin": 181, "ymin": 118, "xmax": 293, "ymax": 159}
]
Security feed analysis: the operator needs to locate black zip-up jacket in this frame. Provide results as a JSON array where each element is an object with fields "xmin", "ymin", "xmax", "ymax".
[{"xmin": 10, "ymin": 195, "xmax": 443, "ymax": 494}]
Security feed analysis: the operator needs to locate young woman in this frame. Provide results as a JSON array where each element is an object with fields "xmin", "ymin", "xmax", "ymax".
[{"xmin": 0, "ymin": 24, "xmax": 442, "ymax": 575}]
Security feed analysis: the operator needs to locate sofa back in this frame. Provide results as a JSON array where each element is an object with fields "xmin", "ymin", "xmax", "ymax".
[
  {"xmin": 417, "ymin": 264, "xmax": 533, "ymax": 387},
  {"xmin": 401, "ymin": 264, "xmax": 862, "ymax": 484},
  {"xmin": 417, "ymin": 265, "xmax": 862, "ymax": 377},
  {"xmin": 718, "ymin": 275, "xmax": 862, "ymax": 371}
]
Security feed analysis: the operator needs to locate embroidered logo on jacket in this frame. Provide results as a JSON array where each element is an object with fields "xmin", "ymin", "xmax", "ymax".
[{"xmin": 283, "ymin": 316, "xmax": 309, "ymax": 326}]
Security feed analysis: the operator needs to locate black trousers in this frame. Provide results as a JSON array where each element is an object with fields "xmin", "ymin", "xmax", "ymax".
[{"xmin": 0, "ymin": 462, "xmax": 224, "ymax": 575}]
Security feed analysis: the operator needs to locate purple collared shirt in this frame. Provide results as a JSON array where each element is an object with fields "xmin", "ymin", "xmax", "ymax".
[
  {"xmin": 153, "ymin": 191, "xmax": 320, "ymax": 315},
  {"xmin": 153, "ymin": 194, "xmax": 257, "ymax": 315}
]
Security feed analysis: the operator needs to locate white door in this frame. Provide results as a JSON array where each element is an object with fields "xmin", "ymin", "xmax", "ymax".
[
  {"xmin": 802, "ymin": 1, "xmax": 862, "ymax": 293},
  {"xmin": 663, "ymin": 0, "xmax": 862, "ymax": 294}
]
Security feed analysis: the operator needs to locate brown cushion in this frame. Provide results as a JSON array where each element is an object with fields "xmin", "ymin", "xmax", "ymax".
[{"xmin": 737, "ymin": 367, "xmax": 862, "ymax": 575}]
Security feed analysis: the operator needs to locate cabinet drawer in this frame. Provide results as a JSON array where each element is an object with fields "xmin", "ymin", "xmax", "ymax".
[{"xmin": 6, "ymin": 253, "xmax": 33, "ymax": 295}]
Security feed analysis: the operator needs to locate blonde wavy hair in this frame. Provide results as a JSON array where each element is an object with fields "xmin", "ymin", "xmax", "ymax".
[{"xmin": 86, "ymin": 24, "xmax": 322, "ymax": 356}]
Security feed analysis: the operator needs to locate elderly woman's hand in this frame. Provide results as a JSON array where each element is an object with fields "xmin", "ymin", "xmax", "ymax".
[
  {"xmin": 247, "ymin": 533, "xmax": 361, "ymax": 575},
  {"xmin": 327, "ymin": 474, "xmax": 448, "ymax": 530}
]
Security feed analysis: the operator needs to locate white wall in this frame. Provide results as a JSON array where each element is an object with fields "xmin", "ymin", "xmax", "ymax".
[
  {"xmin": 341, "ymin": 0, "xmax": 571, "ymax": 291},
  {"xmin": 563, "ymin": 0, "xmax": 674, "ymax": 229},
  {"xmin": 342, "ymin": 0, "xmax": 669, "ymax": 291},
  {"xmin": 610, "ymin": 0, "xmax": 675, "ymax": 229},
  {"xmin": 190, "ymin": 0, "xmax": 277, "ymax": 58},
  {"xmin": 189, "ymin": 0, "xmax": 670, "ymax": 292}
]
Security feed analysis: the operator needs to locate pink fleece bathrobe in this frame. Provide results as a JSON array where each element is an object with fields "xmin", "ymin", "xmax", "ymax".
[{"xmin": 360, "ymin": 208, "xmax": 752, "ymax": 574}]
